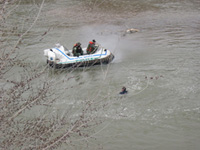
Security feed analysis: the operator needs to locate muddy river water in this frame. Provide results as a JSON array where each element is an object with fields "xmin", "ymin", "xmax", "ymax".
[{"xmin": 13, "ymin": 0, "xmax": 200, "ymax": 149}]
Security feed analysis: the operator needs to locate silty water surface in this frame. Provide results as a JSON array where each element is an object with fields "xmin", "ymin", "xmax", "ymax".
[{"xmin": 15, "ymin": 0, "xmax": 200, "ymax": 149}]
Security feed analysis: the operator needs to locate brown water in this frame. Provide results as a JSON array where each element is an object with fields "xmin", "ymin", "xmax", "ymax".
[{"xmin": 12, "ymin": 0, "xmax": 200, "ymax": 149}]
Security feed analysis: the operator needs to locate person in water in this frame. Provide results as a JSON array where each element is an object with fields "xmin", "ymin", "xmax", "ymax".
[
  {"xmin": 72, "ymin": 42, "xmax": 83, "ymax": 57},
  {"xmin": 87, "ymin": 39, "xmax": 97, "ymax": 54},
  {"xmin": 119, "ymin": 87, "xmax": 128, "ymax": 94}
]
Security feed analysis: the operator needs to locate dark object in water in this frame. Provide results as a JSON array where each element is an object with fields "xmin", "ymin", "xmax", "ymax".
[{"xmin": 119, "ymin": 87, "xmax": 128, "ymax": 94}]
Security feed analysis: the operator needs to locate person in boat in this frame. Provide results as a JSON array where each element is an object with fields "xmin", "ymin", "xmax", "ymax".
[
  {"xmin": 87, "ymin": 39, "xmax": 97, "ymax": 54},
  {"xmin": 119, "ymin": 87, "xmax": 128, "ymax": 94},
  {"xmin": 72, "ymin": 42, "xmax": 83, "ymax": 57}
]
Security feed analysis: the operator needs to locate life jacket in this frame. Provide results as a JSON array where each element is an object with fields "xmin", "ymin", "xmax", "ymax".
[
  {"xmin": 73, "ymin": 44, "xmax": 77, "ymax": 54},
  {"xmin": 87, "ymin": 41, "xmax": 94, "ymax": 52},
  {"xmin": 74, "ymin": 43, "xmax": 77, "ymax": 47}
]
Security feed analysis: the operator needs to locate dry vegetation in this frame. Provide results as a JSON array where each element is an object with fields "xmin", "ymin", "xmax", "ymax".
[{"xmin": 0, "ymin": 1, "xmax": 109, "ymax": 149}]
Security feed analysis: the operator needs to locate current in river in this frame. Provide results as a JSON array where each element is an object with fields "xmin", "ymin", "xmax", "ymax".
[{"xmin": 11, "ymin": 0, "xmax": 200, "ymax": 150}]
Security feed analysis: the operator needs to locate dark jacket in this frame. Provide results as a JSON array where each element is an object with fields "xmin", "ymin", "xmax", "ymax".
[
  {"xmin": 73, "ymin": 45, "xmax": 83, "ymax": 56},
  {"xmin": 119, "ymin": 90, "xmax": 128, "ymax": 94},
  {"xmin": 119, "ymin": 87, "xmax": 128, "ymax": 94}
]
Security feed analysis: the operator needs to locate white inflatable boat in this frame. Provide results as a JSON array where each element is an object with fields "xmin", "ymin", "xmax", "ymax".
[{"xmin": 43, "ymin": 44, "xmax": 114, "ymax": 68}]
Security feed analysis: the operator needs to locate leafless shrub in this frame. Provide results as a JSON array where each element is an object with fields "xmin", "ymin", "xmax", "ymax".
[{"xmin": 0, "ymin": 1, "xmax": 110, "ymax": 150}]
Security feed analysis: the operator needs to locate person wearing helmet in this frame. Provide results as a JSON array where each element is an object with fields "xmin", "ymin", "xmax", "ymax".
[
  {"xmin": 87, "ymin": 39, "xmax": 97, "ymax": 54},
  {"xmin": 72, "ymin": 42, "xmax": 83, "ymax": 57}
]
